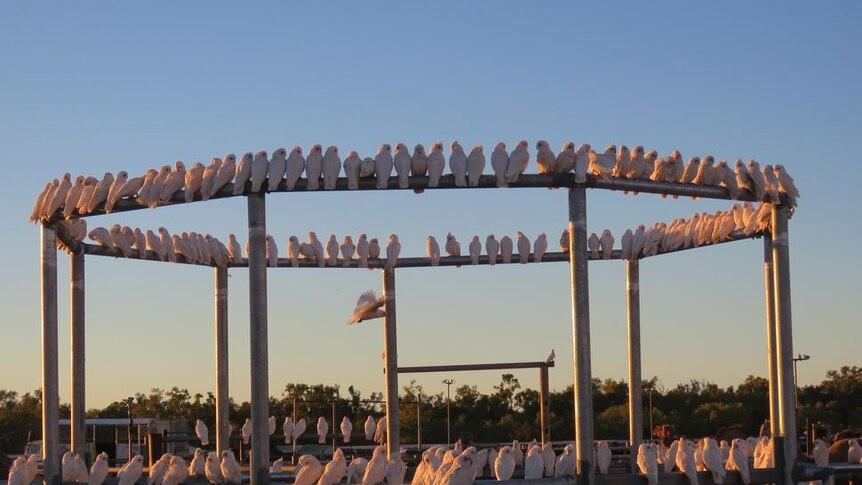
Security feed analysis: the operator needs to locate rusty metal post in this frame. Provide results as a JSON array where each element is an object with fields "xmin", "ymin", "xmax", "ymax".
[
  {"xmin": 382, "ymin": 267, "xmax": 400, "ymax": 457},
  {"xmin": 41, "ymin": 223, "xmax": 60, "ymax": 485},
  {"xmin": 772, "ymin": 205, "xmax": 796, "ymax": 485},
  {"xmin": 70, "ymin": 251, "xmax": 86, "ymax": 461},
  {"xmin": 763, "ymin": 237, "xmax": 780, "ymax": 438},
  {"xmin": 215, "ymin": 266, "xmax": 230, "ymax": 453},
  {"xmin": 540, "ymin": 365, "xmax": 551, "ymax": 446},
  {"xmin": 568, "ymin": 185, "xmax": 594, "ymax": 484},
  {"xmin": 247, "ymin": 193, "xmax": 270, "ymax": 485},
  {"xmin": 626, "ymin": 259, "xmax": 643, "ymax": 472}
]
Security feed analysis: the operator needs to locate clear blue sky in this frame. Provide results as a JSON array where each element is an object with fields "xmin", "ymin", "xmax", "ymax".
[{"xmin": 1, "ymin": 2, "xmax": 860, "ymax": 409}]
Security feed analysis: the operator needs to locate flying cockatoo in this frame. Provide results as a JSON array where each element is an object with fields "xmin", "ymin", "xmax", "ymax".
[
  {"xmin": 343, "ymin": 150, "xmax": 362, "ymax": 190},
  {"xmin": 506, "ymin": 140, "xmax": 530, "ymax": 183},
  {"xmin": 232, "ymin": 152, "xmax": 253, "ymax": 195},
  {"xmin": 250, "ymin": 151, "xmax": 269, "ymax": 193},
  {"xmin": 306, "ymin": 144, "xmax": 324, "ymax": 190},
  {"xmin": 534, "ymin": 233, "xmax": 548, "ymax": 263},
  {"xmin": 322, "ymin": 146, "xmax": 342, "ymax": 190},
  {"xmin": 490, "ymin": 142, "xmax": 509, "ymax": 187},
  {"xmin": 393, "ymin": 143, "xmax": 412, "ymax": 189},
  {"xmin": 340, "ymin": 416, "xmax": 353, "ymax": 443},
  {"xmin": 468, "ymin": 236, "xmax": 482, "ymax": 265},
  {"xmin": 485, "ymin": 235, "xmax": 499, "ymax": 265},
  {"xmin": 427, "ymin": 141, "xmax": 446, "ymax": 187},
  {"xmin": 317, "ymin": 417, "xmax": 329, "ymax": 444},
  {"xmin": 411, "ymin": 144, "xmax": 428, "ymax": 176},
  {"xmin": 268, "ymin": 148, "xmax": 288, "ymax": 192},
  {"xmin": 285, "ymin": 146, "xmax": 306, "ymax": 191},
  {"xmin": 347, "ymin": 291, "xmax": 386, "ymax": 324},
  {"xmin": 374, "ymin": 144, "xmax": 393, "ymax": 189},
  {"xmin": 536, "ymin": 140, "xmax": 556, "ymax": 174},
  {"xmin": 449, "ymin": 141, "xmax": 468, "ymax": 187},
  {"xmin": 596, "ymin": 441, "xmax": 612, "ymax": 474},
  {"xmin": 466, "ymin": 144, "xmax": 485, "ymax": 187},
  {"xmin": 426, "ymin": 235, "xmax": 441, "ymax": 266},
  {"xmin": 195, "ymin": 419, "xmax": 209, "ymax": 446}
]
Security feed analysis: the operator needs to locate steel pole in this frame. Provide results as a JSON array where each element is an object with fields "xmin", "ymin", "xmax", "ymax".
[
  {"xmin": 417, "ymin": 393, "xmax": 422, "ymax": 450},
  {"xmin": 215, "ymin": 266, "xmax": 230, "ymax": 453},
  {"xmin": 41, "ymin": 223, "xmax": 60, "ymax": 485},
  {"xmin": 763, "ymin": 237, "xmax": 780, "ymax": 438},
  {"xmin": 247, "ymin": 193, "xmax": 270, "ymax": 485},
  {"xmin": 568, "ymin": 185, "xmax": 594, "ymax": 484},
  {"xmin": 626, "ymin": 259, "xmax": 643, "ymax": 472},
  {"xmin": 382, "ymin": 268, "xmax": 400, "ymax": 458},
  {"xmin": 540, "ymin": 366, "xmax": 550, "ymax": 446},
  {"xmin": 70, "ymin": 251, "xmax": 86, "ymax": 461},
  {"xmin": 771, "ymin": 204, "xmax": 796, "ymax": 485}
]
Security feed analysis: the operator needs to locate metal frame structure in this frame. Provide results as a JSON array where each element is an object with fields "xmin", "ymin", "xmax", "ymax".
[{"xmin": 38, "ymin": 171, "xmax": 797, "ymax": 485}]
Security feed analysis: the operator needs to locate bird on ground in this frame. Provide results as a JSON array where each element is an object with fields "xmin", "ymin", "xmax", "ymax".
[
  {"xmin": 394, "ymin": 143, "xmax": 412, "ymax": 189},
  {"xmin": 267, "ymin": 148, "xmax": 288, "ymax": 192},
  {"xmin": 117, "ymin": 455, "xmax": 144, "ymax": 485},
  {"xmin": 600, "ymin": 229, "xmax": 614, "ymax": 259},
  {"xmin": 220, "ymin": 450, "xmax": 241, "ymax": 485},
  {"xmin": 322, "ymin": 146, "xmax": 342, "ymax": 190},
  {"xmin": 160, "ymin": 162, "xmax": 186, "ymax": 202},
  {"xmin": 326, "ymin": 234, "xmax": 339, "ymax": 266},
  {"xmin": 427, "ymin": 235, "xmax": 441, "ymax": 266},
  {"xmin": 676, "ymin": 438, "xmax": 698, "ymax": 485},
  {"xmin": 292, "ymin": 418, "xmax": 307, "ymax": 442},
  {"xmin": 241, "ymin": 418, "xmax": 252, "ymax": 444},
  {"xmin": 357, "ymin": 234, "xmax": 370, "ymax": 268},
  {"xmin": 428, "ymin": 141, "xmax": 446, "ymax": 187},
  {"xmin": 596, "ymin": 441, "xmax": 612, "ymax": 474},
  {"xmin": 271, "ymin": 457, "xmax": 284, "ymax": 474},
  {"xmin": 204, "ymin": 452, "xmax": 222, "ymax": 484},
  {"xmin": 283, "ymin": 417, "xmax": 294, "ymax": 444},
  {"xmin": 364, "ymin": 416, "xmax": 376, "ymax": 441},
  {"xmin": 317, "ymin": 417, "xmax": 329, "ymax": 444},
  {"xmin": 726, "ymin": 439, "xmax": 750, "ymax": 485},
  {"xmin": 340, "ymin": 416, "xmax": 353, "ymax": 443},
  {"xmin": 285, "ymin": 146, "xmax": 306, "ymax": 191},
  {"xmin": 556, "ymin": 443, "xmax": 575, "ymax": 478},
  {"xmin": 162, "ymin": 456, "xmax": 189, "ymax": 485},
  {"xmin": 318, "ymin": 449, "xmax": 348, "ymax": 485},
  {"xmin": 195, "ymin": 419, "xmax": 209, "ymax": 446},
  {"xmin": 534, "ymin": 233, "xmax": 548, "ymax": 263},
  {"xmin": 189, "ymin": 448, "xmax": 206, "ymax": 477},
  {"xmin": 346, "ymin": 457, "xmax": 368, "ymax": 484},
  {"xmin": 343, "ymin": 150, "xmax": 362, "ymax": 190},
  {"xmin": 524, "ymin": 446, "xmax": 544, "ymax": 480},
  {"xmin": 589, "ymin": 145, "xmax": 617, "ymax": 181},
  {"xmin": 703, "ymin": 438, "xmax": 726, "ymax": 484},
  {"xmin": 449, "ymin": 141, "xmax": 468, "ymax": 187},
  {"xmin": 250, "ymin": 151, "xmax": 269, "ymax": 193},
  {"xmin": 467, "ymin": 144, "xmax": 485, "ymax": 187},
  {"xmin": 445, "ymin": 233, "xmax": 461, "ymax": 257},
  {"xmin": 362, "ymin": 446, "xmax": 388, "ymax": 485},
  {"xmin": 587, "ymin": 232, "xmax": 600, "ymax": 259},
  {"xmin": 536, "ymin": 140, "xmax": 556, "ymax": 174},
  {"xmin": 232, "ymin": 152, "xmax": 254, "ymax": 195},
  {"xmin": 374, "ymin": 144, "xmax": 393, "ymax": 189},
  {"xmin": 495, "ymin": 446, "xmax": 515, "ymax": 481},
  {"xmin": 575, "ymin": 144, "xmax": 591, "ymax": 183},
  {"xmin": 341, "ymin": 236, "xmax": 355, "ymax": 267},
  {"xmin": 500, "ymin": 235, "xmax": 514, "ymax": 264},
  {"xmin": 485, "ymin": 235, "xmax": 499, "ymax": 265},
  {"xmin": 88, "ymin": 452, "xmax": 110, "ymax": 485},
  {"xmin": 411, "ymin": 144, "xmax": 428, "ymax": 176},
  {"xmin": 490, "ymin": 142, "xmax": 509, "ymax": 187},
  {"xmin": 347, "ymin": 290, "xmax": 386, "ymax": 324},
  {"xmin": 386, "ymin": 234, "xmax": 400, "ymax": 268},
  {"xmin": 199, "ymin": 159, "xmax": 222, "ymax": 201},
  {"xmin": 468, "ymin": 236, "xmax": 482, "ymax": 265},
  {"xmin": 306, "ymin": 144, "xmax": 324, "ymax": 190},
  {"xmin": 516, "ymin": 231, "xmax": 530, "ymax": 263},
  {"xmin": 506, "ymin": 140, "xmax": 530, "ymax": 183},
  {"xmin": 637, "ymin": 443, "xmax": 658, "ymax": 485}
]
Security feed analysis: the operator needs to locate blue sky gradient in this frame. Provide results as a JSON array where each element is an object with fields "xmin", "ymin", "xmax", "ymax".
[{"xmin": 1, "ymin": 2, "xmax": 860, "ymax": 407}]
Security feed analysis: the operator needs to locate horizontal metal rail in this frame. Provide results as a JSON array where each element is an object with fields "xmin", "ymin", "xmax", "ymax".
[
  {"xmin": 484, "ymin": 468, "xmax": 779, "ymax": 485},
  {"xmin": 399, "ymin": 360, "xmax": 554, "ymax": 374},
  {"xmin": 47, "ymin": 173, "xmax": 767, "ymax": 221}
]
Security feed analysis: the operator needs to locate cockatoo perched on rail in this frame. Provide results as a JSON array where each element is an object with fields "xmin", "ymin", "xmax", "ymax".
[{"xmin": 347, "ymin": 291, "xmax": 385, "ymax": 324}]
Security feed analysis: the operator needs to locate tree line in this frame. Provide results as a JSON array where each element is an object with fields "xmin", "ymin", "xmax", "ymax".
[{"xmin": 1, "ymin": 366, "xmax": 859, "ymax": 454}]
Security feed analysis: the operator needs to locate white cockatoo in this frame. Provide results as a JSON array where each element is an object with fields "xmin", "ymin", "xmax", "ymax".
[
  {"xmin": 285, "ymin": 146, "xmax": 306, "ymax": 191},
  {"xmin": 343, "ymin": 150, "xmax": 362, "ymax": 190},
  {"xmin": 506, "ymin": 140, "xmax": 530, "ymax": 183},
  {"xmin": 774, "ymin": 164, "xmax": 799, "ymax": 207},
  {"xmin": 427, "ymin": 141, "xmax": 446, "ymax": 187},
  {"xmin": 485, "ymin": 235, "xmax": 500, "ymax": 265},
  {"xmin": 703, "ymin": 438, "xmax": 726, "ymax": 484},
  {"xmin": 232, "ymin": 152, "xmax": 253, "ymax": 195},
  {"xmin": 241, "ymin": 418, "xmax": 252, "ymax": 444},
  {"xmin": 495, "ymin": 446, "xmax": 515, "ymax": 481},
  {"xmin": 542, "ymin": 443, "xmax": 556, "ymax": 477},
  {"xmin": 466, "ymin": 144, "xmax": 485, "ymax": 187},
  {"xmin": 227, "ymin": 234, "xmax": 242, "ymax": 263},
  {"xmin": 212, "ymin": 154, "xmax": 237, "ymax": 196},
  {"xmin": 326, "ymin": 234, "xmax": 340, "ymax": 266},
  {"xmin": 445, "ymin": 233, "xmax": 461, "ymax": 257},
  {"xmin": 726, "ymin": 439, "xmax": 750, "ymax": 485},
  {"xmin": 318, "ymin": 449, "xmax": 348, "ymax": 485},
  {"xmin": 189, "ymin": 448, "xmax": 206, "ymax": 477},
  {"xmin": 306, "ymin": 144, "xmax": 324, "ymax": 190},
  {"xmin": 63, "ymin": 176, "xmax": 87, "ymax": 217},
  {"xmin": 393, "ymin": 143, "xmax": 412, "ymax": 189},
  {"xmin": 499, "ymin": 235, "xmax": 513, "ymax": 264},
  {"xmin": 636, "ymin": 443, "xmax": 658, "ymax": 485},
  {"xmin": 195, "ymin": 419, "xmax": 209, "ymax": 446},
  {"xmin": 468, "ymin": 236, "xmax": 482, "ymax": 265},
  {"xmin": 148, "ymin": 453, "xmax": 173, "ymax": 485},
  {"xmin": 596, "ymin": 441, "xmax": 612, "ymax": 474},
  {"xmin": 30, "ymin": 181, "xmax": 54, "ymax": 222},
  {"xmin": 386, "ymin": 234, "xmax": 400, "ymax": 268},
  {"xmin": 516, "ymin": 231, "xmax": 530, "ymax": 264},
  {"xmin": 267, "ymin": 416, "xmax": 276, "ymax": 436},
  {"xmin": 271, "ymin": 457, "xmax": 284, "ymax": 474},
  {"xmin": 322, "ymin": 145, "xmax": 341, "ymax": 190},
  {"xmin": 118, "ymin": 455, "xmax": 144, "ymax": 485},
  {"xmin": 204, "ymin": 452, "xmax": 222, "ymax": 484},
  {"xmin": 614, "ymin": 145, "xmax": 631, "ymax": 178},
  {"xmin": 490, "ymin": 142, "xmax": 509, "ymax": 187},
  {"xmin": 266, "ymin": 235, "xmax": 278, "ymax": 267},
  {"xmin": 411, "ymin": 144, "xmax": 428, "ymax": 176},
  {"xmin": 556, "ymin": 142, "xmax": 577, "ymax": 174},
  {"xmin": 162, "ymin": 456, "xmax": 189, "ymax": 485},
  {"xmin": 693, "ymin": 155, "xmax": 716, "ymax": 186},
  {"xmin": 250, "ymin": 151, "xmax": 269, "ymax": 193},
  {"xmin": 587, "ymin": 232, "xmax": 600, "ymax": 259},
  {"xmin": 534, "ymin": 233, "xmax": 548, "ymax": 263},
  {"xmin": 373, "ymin": 417, "xmax": 386, "ymax": 444},
  {"xmin": 347, "ymin": 290, "xmax": 385, "ymax": 324},
  {"xmin": 681, "ymin": 156, "xmax": 701, "ymax": 184},
  {"xmin": 374, "ymin": 144, "xmax": 393, "ymax": 189},
  {"xmin": 524, "ymin": 446, "xmax": 543, "ymax": 480},
  {"xmin": 340, "ymin": 416, "xmax": 353, "ymax": 443},
  {"xmin": 346, "ymin": 457, "xmax": 368, "ymax": 484},
  {"xmin": 317, "ymin": 417, "xmax": 329, "ymax": 444},
  {"xmin": 676, "ymin": 438, "xmax": 698, "ymax": 485},
  {"xmin": 386, "ymin": 451, "xmax": 407, "ymax": 485},
  {"xmin": 364, "ymin": 416, "xmax": 376, "ymax": 441},
  {"xmin": 511, "ymin": 440, "xmax": 523, "ymax": 466},
  {"xmin": 600, "ymin": 229, "xmax": 614, "ymax": 259},
  {"xmin": 341, "ymin": 236, "xmax": 355, "ymax": 267},
  {"xmin": 309, "ymin": 232, "xmax": 325, "ymax": 268},
  {"xmin": 283, "ymin": 417, "xmax": 294, "ymax": 444},
  {"xmin": 86, "ymin": 172, "xmax": 114, "ymax": 213},
  {"xmin": 449, "ymin": 141, "xmax": 468, "ymax": 187},
  {"xmin": 589, "ymin": 145, "xmax": 617, "ymax": 181},
  {"xmin": 621, "ymin": 229, "xmax": 633, "ymax": 260},
  {"xmin": 556, "ymin": 443, "xmax": 575, "ymax": 478},
  {"xmin": 848, "ymin": 438, "xmax": 862, "ymax": 463},
  {"xmin": 575, "ymin": 144, "xmax": 591, "ymax": 183},
  {"xmin": 356, "ymin": 234, "xmax": 370, "ymax": 268},
  {"xmin": 439, "ymin": 453, "xmax": 473, "ymax": 485},
  {"xmin": 292, "ymin": 418, "xmax": 307, "ymax": 442},
  {"xmin": 89, "ymin": 452, "xmax": 110, "ymax": 485},
  {"xmin": 220, "ymin": 450, "xmax": 241, "ymax": 485},
  {"xmin": 359, "ymin": 157, "xmax": 375, "ymax": 178},
  {"xmin": 362, "ymin": 446, "xmax": 387, "ymax": 485},
  {"xmin": 426, "ymin": 235, "xmax": 441, "ymax": 266},
  {"xmin": 536, "ymin": 140, "xmax": 556, "ymax": 174},
  {"xmin": 267, "ymin": 148, "xmax": 288, "ymax": 192},
  {"xmin": 746, "ymin": 160, "xmax": 766, "ymax": 201}
]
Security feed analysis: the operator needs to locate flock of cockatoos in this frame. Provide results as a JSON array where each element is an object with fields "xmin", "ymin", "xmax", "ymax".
[
  {"xmin": 71, "ymin": 199, "xmax": 771, "ymax": 268},
  {"xmin": 28, "ymin": 140, "xmax": 799, "ymax": 224}
]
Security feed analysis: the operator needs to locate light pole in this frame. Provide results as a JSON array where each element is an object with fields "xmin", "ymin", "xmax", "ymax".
[
  {"xmin": 792, "ymin": 353, "xmax": 810, "ymax": 451},
  {"xmin": 123, "ymin": 397, "xmax": 134, "ymax": 462},
  {"xmin": 442, "ymin": 379, "xmax": 454, "ymax": 446}
]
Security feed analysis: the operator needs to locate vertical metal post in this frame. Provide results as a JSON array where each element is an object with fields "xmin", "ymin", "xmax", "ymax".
[
  {"xmin": 70, "ymin": 251, "xmax": 86, "ymax": 461},
  {"xmin": 41, "ymin": 223, "xmax": 60, "ymax": 485},
  {"xmin": 763, "ymin": 237, "xmax": 780, "ymax": 438},
  {"xmin": 568, "ymin": 185, "xmax": 594, "ymax": 484},
  {"xmin": 772, "ymin": 205, "xmax": 796, "ymax": 485},
  {"xmin": 291, "ymin": 396, "xmax": 297, "ymax": 464},
  {"xmin": 215, "ymin": 266, "xmax": 230, "ymax": 453},
  {"xmin": 539, "ymin": 365, "xmax": 550, "ymax": 446},
  {"xmin": 382, "ymin": 268, "xmax": 400, "ymax": 457},
  {"xmin": 626, "ymin": 259, "xmax": 643, "ymax": 472},
  {"xmin": 247, "ymin": 193, "xmax": 270, "ymax": 485},
  {"xmin": 416, "ymin": 393, "xmax": 422, "ymax": 450},
  {"xmin": 331, "ymin": 399, "xmax": 337, "ymax": 454}
]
